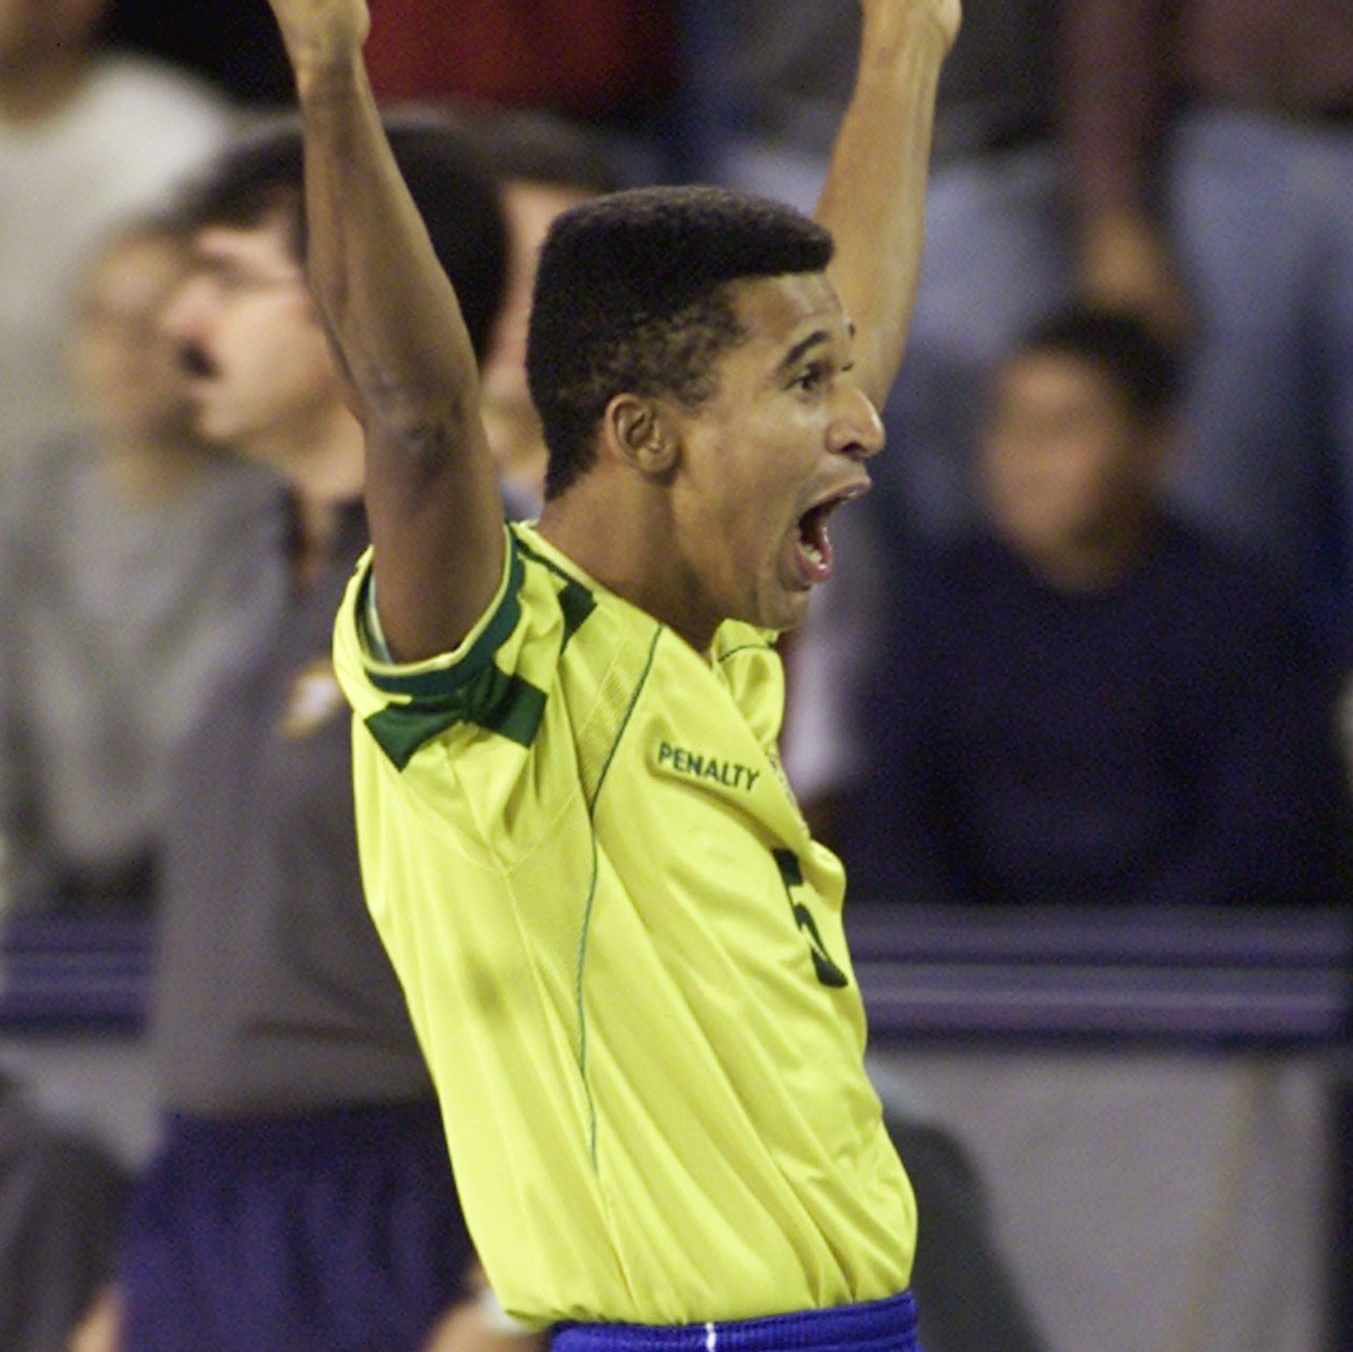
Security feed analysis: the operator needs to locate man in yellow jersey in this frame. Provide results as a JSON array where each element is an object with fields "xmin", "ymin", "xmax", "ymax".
[{"xmin": 263, "ymin": 0, "xmax": 959, "ymax": 1346}]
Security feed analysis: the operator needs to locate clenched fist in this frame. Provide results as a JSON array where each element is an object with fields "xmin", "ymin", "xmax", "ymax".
[{"xmin": 264, "ymin": 0, "xmax": 371, "ymax": 72}]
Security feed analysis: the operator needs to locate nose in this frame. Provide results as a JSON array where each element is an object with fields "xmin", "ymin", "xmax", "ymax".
[
  {"xmin": 830, "ymin": 380, "xmax": 886, "ymax": 461},
  {"xmin": 157, "ymin": 272, "xmax": 213, "ymax": 345}
]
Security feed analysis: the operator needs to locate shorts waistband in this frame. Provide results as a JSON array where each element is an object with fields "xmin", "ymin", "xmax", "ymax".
[{"xmin": 551, "ymin": 1292, "xmax": 919, "ymax": 1352}]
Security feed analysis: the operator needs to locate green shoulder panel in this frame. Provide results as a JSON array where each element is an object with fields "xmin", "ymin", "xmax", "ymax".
[{"xmin": 363, "ymin": 532, "xmax": 594, "ymax": 769}]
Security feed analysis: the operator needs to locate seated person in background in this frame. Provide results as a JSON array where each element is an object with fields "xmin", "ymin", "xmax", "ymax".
[
  {"xmin": 839, "ymin": 304, "xmax": 1353, "ymax": 908},
  {"xmin": 358, "ymin": 0, "xmax": 680, "ymax": 180},
  {"xmin": 0, "ymin": 214, "xmax": 275, "ymax": 917}
]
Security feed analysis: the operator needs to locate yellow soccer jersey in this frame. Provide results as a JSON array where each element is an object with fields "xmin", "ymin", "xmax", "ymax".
[{"xmin": 332, "ymin": 522, "xmax": 915, "ymax": 1327}]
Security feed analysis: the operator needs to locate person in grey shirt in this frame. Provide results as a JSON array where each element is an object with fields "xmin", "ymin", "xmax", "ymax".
[
  {"xmin": 0, "ymin": 0, "xmax": 233, "ymax": 489},
  {"xmin": 0, "ymin": 214, "xmax": 276, "ymax": 917},
  {"xmin": 76, "ymin": 122, "xmax": 535, "ymax": 1352}
]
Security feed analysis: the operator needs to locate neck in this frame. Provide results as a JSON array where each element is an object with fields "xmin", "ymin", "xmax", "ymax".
[
  {"xmin": 292, "ymin": 495, "xmax": 346, "ymax": 590},
  {"xmin": 279, "ymin": 414, "xmax": 365, "ymax": 590},
  {"xmin": 256, "ymin": 401, "xmax": 365, "ymax": 504},
  {"xmin": 537, "ymin": 485, "xmax": 717, "ymax": 653},
  {"xmin": 1020, "ymin": 514, "xmax": 1157, "ymax": 593}
]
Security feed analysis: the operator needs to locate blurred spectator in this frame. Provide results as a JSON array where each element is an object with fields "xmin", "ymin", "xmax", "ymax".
[
  {"xmin": 0, "ymin": 215, "xmax": 275, "ymax": 917},
  {"xmin": 467, "ymin": 107, "xmax": 623, "ymax": 510},
  {"xmin": 836, "ymin": 305, "xmax": 1352, "ymax": 908},
  {"xmin": 73, "ymin": 120, "xmax": 526, "ymax": 1352},
  {"xmin": 0, "ymin": 1070, "xmax": 129, "ymax": 1352},
  {"xmin": 1065, "ymin": 0, "xmax": 1353, "ymax": 651},
  {"xmin": 0, "ymin": 0, "xmax": 235, "ymax": 487},
  {"xmin": 707, "ymin": 0, "xmax": 858, "ymax": 211},
  {"xmin": 106, "ymin": 0, "xmax": 689, "ymax": 177}
]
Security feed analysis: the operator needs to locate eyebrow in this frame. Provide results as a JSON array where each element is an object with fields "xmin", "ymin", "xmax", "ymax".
[
  {"xmin": 777, "ymin": 320, "xmax": 856, "ymax": 376},
  {"xmin": 779, "ymin": 330, "xmax": 831, "ymax": 374},
  {"xmin": 192, "ymin": 252, "xmax": 302, "ymax": 288}
]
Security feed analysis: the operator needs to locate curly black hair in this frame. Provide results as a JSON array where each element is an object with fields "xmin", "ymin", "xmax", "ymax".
[{"xmin": 526, "ymin": 184, "xmax": 834, "ymax": 499}]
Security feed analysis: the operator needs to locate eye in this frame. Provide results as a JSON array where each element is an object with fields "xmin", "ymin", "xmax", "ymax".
[
  {"xmin": 215, "ymin": 267, "xmax": 249, "ymax": 295},
  {"xmin": 793, "ymin": 362, "xmax": 830, "ymax": 394}
]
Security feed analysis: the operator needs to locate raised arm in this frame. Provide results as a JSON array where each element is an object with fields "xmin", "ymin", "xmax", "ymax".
[
  {"xmin": 816, "ymin": 0, "xmax": 960, "ymax": 409},
  {"xmin": 1063, "ymin": 0, "xmax": 1191, "ymax": 340},
  {"xmin": 266, "ymin": 0, "xmax": 505, "ymax": 660}
]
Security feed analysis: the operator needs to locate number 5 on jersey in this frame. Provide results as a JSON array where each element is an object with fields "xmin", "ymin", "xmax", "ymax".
[{"xmin": 773, "ymin": 849, "xmax": 849, "ymax": 988}]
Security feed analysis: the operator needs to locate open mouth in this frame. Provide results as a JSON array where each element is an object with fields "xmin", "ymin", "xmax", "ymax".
[
  {"xmin": 798, "ymin": 500, "xmax": 835, "ymax": 572},
  {"xmin": 794, "ymin": 482, "xmax": 868, "ymax": 582}
]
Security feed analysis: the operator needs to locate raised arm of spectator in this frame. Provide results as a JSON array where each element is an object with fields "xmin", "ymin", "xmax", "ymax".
[
  {"xmin": 1063, "ymin": 0, "xmax": 1191, "ymax": 340},
  {"xmin": 265, "ymin": 0, "xmax": 505, "ymax": 661},
  {"xmin": 815, "ymin": 0, "xmax": 960, "ymax": 410}
]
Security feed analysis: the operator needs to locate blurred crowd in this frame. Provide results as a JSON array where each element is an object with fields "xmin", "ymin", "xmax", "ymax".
[{"xmin": 0, "ymin": 0, "xmax": 1351, "ymax": 1348}]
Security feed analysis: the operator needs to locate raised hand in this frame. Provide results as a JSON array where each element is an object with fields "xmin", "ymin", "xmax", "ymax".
[
  {"xmin": 263, "ymin": 0, "xmax": 371, "ymax": 74},
  {"xmin": 818, "ymin": 0, "xmax": 961, "ymax": 407},
  {"xmin": 861, "ymin": 0, "xmax": 962, "ymax": 54}
]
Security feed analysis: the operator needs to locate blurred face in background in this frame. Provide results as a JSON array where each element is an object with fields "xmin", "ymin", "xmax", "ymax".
[
  {"xmin": 70, "ymin": 227, "xmax": 198, "ymax": 445},
  {"xmin": 159, "ymin": 210, "xmax": 344, "ymax": 466},
  {"xmin": 979, "ymin": 349, "xmax": 1163, "ymax": 577},
  {"xmin": 483, "ymin": 179, "xmax": 595, "ymax": 402},
  {"xmin": 480, "ymin": 178, "xmax": 596, "ymax": 497}
]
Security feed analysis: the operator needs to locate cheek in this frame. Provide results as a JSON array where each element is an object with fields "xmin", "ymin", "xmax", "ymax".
[
  {"xmin": 728, "ymin": 482, "xmax": 800, "ymax": 593},
  {"xmin": 703, "ymin": 455, "xmax": 780, "ymax": 547},
  {"xmin": 125, "ymin": 332, "xmax": 180, "ymax": 385},
  {"xmin": 235, "ymin": 315, "xmax": 327, "ymax": 386}
]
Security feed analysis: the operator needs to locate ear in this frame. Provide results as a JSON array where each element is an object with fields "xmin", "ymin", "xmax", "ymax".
[{"xmin": 602, "ymin": 394, "xmax": 680, "ymax": 479}]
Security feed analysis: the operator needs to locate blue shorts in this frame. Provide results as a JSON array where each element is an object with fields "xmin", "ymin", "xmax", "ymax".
[
  {"xmin": 118, "ymin": 1099, "xmax": 474, "ymax": 1352},
  {"xmin": 551, "ymin": 1292, "xmax": 922, "ymax": 1352}
]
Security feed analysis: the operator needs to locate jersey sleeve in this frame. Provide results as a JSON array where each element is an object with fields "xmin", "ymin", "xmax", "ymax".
[{"xmin": 332, "ymin": 524, "xmax": 543, "ymax": 770}]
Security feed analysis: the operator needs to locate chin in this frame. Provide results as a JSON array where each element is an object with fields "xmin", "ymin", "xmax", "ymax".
[{"xmin": 759, "ymin": 591, "xmax": 812, "ymax": 636}]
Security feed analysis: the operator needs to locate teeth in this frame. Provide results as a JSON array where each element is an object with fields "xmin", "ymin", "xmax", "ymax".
[{"xmin": 802, "ymin": 539, "xmax": 824, "ymax": 566}]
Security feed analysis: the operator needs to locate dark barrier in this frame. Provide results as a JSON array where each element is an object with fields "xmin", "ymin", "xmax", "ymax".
[{"xmin": 3, "ymin": 903, "xmax": 1348, "ymax": 1044}]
